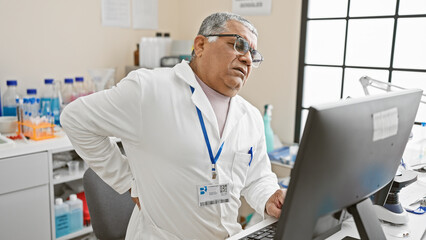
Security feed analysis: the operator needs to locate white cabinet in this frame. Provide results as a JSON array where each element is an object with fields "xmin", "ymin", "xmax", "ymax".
[
  {"xmin": 0, "ymin": 152, "xmax": 51, "ymax": 239},
  {"xmin": 0, "ymin": 136, "xmax": 124, "ymax": 239},
  {"xmin": 49, "ymin": 146, "xmax": 92, "ymax": 240}
]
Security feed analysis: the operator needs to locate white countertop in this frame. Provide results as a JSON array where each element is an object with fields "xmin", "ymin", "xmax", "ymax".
[{"xmin": 0, "ymin": 130, "xmax": 73, "ymax": 159}]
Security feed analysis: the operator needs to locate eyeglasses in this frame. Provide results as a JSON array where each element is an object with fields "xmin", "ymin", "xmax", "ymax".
[{"xmin": 204, "ymin": 34, "xmax": 264, "ymax": 68}]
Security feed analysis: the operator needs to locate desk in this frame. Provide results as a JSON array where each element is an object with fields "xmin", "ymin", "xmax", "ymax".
[
  {"xmin": 229, "ymin": 173, "xmax": 426, "ymax": 240},
  {"xmin": 228, "ymin": 211, "xmax": 426, "ymax": 240}
]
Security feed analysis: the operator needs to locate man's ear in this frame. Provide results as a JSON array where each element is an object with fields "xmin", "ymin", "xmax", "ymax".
[{"xmin": 193, "ymin": 35, "xmax": 206, "ymax": 58}]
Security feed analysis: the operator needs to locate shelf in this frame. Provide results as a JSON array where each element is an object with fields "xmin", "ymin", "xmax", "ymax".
[
  {"xmin": 56, "ymin": 225, "xmax": 93, "ymax": 240},
  {"xmin": 52, "ymin": 163, "xmax": 87, "ymax": 185}
]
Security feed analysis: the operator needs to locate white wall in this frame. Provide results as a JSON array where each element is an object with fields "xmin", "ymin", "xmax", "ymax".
[{"xmin": 0, "ymin": 0, "xmax": 302, "ymax": 143}]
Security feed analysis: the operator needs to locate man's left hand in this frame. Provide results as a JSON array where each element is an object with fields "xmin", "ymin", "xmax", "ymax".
[{"xmin": 265, "ymin": 189, "xmax": 287, "ymax": 218}]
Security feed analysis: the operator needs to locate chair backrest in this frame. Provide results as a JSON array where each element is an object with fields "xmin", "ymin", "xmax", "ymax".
[{"xmin": 83, "ymin": 168, "xmax": 135, "ymax": 240}]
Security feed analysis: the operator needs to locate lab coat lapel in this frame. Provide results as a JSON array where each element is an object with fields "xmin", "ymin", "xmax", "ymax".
[
  {"xmin": 190, "ymin": 88, "xmax": 219, "ymax": 136},
  {"xmin": 174, "ymin": 61, "xmax": 220, "ymax": 137},
  {"xmin": 221, "ymin": 97, "xmax": 247, "ymax": 141}
]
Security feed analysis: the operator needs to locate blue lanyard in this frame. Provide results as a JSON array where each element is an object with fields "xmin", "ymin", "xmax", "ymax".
[{"xmin": 190, "ymin": 86, "xmax": 224, "ymax": 179}]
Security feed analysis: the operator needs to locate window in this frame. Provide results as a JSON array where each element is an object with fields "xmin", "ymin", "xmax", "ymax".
[{"xmin": 295, "ymin": 0, "xmax": 426, "ymax": 141}]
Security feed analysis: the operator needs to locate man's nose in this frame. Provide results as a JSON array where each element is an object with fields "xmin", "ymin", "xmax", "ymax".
[{"xmin": 238, "ymin": 50, "xmax": 253, "ymax": 66}]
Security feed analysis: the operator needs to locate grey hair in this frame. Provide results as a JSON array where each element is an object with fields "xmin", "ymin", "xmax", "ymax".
[
  {"xmin": 198, "ymin": 12, "xmax": 258, "ymax": 38},
  {"xmin": 191, "ymin": 12, "xmax": 257, "ymax": 58}
]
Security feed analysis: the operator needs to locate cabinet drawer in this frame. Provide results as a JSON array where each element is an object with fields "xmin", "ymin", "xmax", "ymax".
[{"xmin": 0, "ymin": 152, "xmax": 49, "ymax": 195}]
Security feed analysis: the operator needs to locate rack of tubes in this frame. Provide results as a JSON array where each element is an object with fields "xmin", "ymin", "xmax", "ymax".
[{"xmin": 17, "ymin": 121, "xmax": 55, "ymax": 140}]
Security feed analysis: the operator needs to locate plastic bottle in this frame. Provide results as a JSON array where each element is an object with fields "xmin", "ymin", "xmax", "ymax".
[
  {"xmin": 2, "ymin": 80, "xmax": 19, "ymax": 116},
  {"xmin": 62, "ymin": 78, "xmax": 74, "ymax": 105},
  {"xmin": 66, "ymin": 194, "xmax": 83, "ymax": 233},
  {"xmin": 40, "ymin": 79, "xmax": 54, "ymax": 117},
  {"xmin": 0, "ymin": 86, "xmax": 2, "ymax": 116},
  {"xmin": 52, "ymin": 84, "xmax": 61, "ymax": 125},
  {"xmin": 26, "ymin": 89, "xmax": 38, "ymax": 119},
  {"xmin": 55, "ymin": 198, "xmax": 70, "ymax": 238},
  {"xmin": 73, "ymin": 77, "xmax": 86, "ymax": 100},
  {"xmin": 263, "ymin": 104, "xmax": 275, "ymax": 153},
  {"xmin": 163, "ymin": 33, "xmax": 172, "ymax": 57},
  {"xmin": 139, "ymin": 37, "xmax": 147, "ymax": 68}
]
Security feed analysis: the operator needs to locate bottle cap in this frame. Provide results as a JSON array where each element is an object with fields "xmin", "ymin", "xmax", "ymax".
[
  {"xmin": 27, "ymin": 89, "xmax": 37, "ymax": 95},
  {"xmin": 44, "ymin": 79, "xmax": 54, "ymax": 84},
  {"xmin": 156, "ymin": 32, "xmax": 162, "ymax": 37},
  {"xmin": 75, "ymin": 77, "xmax": 84, "ymax": 82},
  {"xmin": 164, "ymin": 33, "xmax": 170, "ymax": 37},
  {"xmin": 70, "ymin": 194, "xmax": 77, "ymax": 201},
  {"xmin": 55, "ymin": 198, "xmax": 63, "ymax": 205},
  {"xmin": 64, "ymin": 78, "xmax": 74, "ymax": 84},
  {"xmin": 6, "ymin": 80, "xmax": 17, "ymax": 86}
]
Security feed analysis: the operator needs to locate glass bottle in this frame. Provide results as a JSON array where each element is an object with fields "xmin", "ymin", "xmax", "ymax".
[
  {"xmin": 62, "ymin": 78, "xmax": 74, "ymax": 105},
  {"xmin": 2, "ymin": 80, "xmax": 19, "ymax": 116}
]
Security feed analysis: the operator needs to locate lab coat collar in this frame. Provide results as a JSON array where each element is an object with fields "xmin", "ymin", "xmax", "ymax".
[{"xmin": 174, "ymin": 61, "xmax": 248, "ymax": 141}]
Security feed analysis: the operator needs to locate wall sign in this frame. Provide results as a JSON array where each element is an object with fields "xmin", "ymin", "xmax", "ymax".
[{"xmin": 232, "ymin": 0, "xmax": 272, "ymax": 16}]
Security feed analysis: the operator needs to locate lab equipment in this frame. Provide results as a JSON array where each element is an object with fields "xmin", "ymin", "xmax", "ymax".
[
  {"xmin": 18, "ymin": 89, "xmax": 55, "ymax": 140},
  {"xmin": 372, "ymin": 169, "xmax": 418, "ymax": 224},
  {"xmin": 0, "ymin": 116, "xmax": 18, "ymax": 134},
  {"xmin": 360, "ymin": 75, "xmax": 426, "ymax": 223},
  {"xmin": 26, "ymin": 88, "xmax": 39, "ymax": 118},
  {"xmin": 72, "ymin": 77, "xmax": 86, "ymax": 101},
  {"xmin": 360, "ymin": 76, "xmax": 426, "ymax": 104},
  {"xmin": 41, "ymin": 79, "xmax": 60, "ymax": 125},
  {"xmin": 66, "ymin": 194, "xmax": 83, "ymax": 233},
  {"xmin": 62, "ymin": 78, "xmax": 74, "ymax": 105},
  {"xmin": 139, "ymin": 33, "xmax": 173, "ymax": 69},
  {"xmin": 2, "ymin": 80, "xmax": 19, "ymax": 116},
  {"xmin": 0, "ymin": 85, "xmax": 2, "ymax": 116},
  {"xmin": 87, "ymin": 69, "xmax": 115, "ymax": 92},
  {"xmin": 267, "ymin": 146, "xmax": 290, "ymax": 164},
  {"xmin": 55, "ymin": 198, "xmax": 70, "ymax": 238},
  {"xmin": 263, "ymin": 104, "xmax": 274, "ymax": 153},
  {"xmin": 67, "ymin": 161, "xmax": 80, "ymax": 175},
  {"xmin": 268, "ymin": 89, "xmax": 421, "ymax": 239}
]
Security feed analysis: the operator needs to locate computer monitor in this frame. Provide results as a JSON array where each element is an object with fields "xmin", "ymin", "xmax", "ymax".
[{"xmin": 275, "ymin": 89, "xmax": 422, "ymax": 239}]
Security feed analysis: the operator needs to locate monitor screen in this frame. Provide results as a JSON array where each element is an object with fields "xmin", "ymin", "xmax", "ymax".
[{"xmin": 275, "ymin": 89, "xmax": 422, "ymax": 239}]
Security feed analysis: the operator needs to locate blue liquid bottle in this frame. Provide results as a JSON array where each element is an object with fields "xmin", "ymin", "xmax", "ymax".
[
  {"xmin": 263, "ymin": 104, "xmax": 275, "ymax": 153},
  {"xmin": 41, "ymin": 79, "xmax": 61, "ymax": 125},
  {"xmin": 66, "ymin": 194, "xmax": 83, "ymax": 233},
  {"xmin": 3, "ymin": 80, "xmax": 19, "ymax": 116},
  {"xmin": 40, "ymin": 79, "xmax": 53, "ymax": 117},
  {"xmin": 55, "ymin": 198, "xmax": 70, "ymax": 238}
]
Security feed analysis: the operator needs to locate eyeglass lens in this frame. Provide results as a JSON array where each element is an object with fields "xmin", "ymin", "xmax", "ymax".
[{"xmin": 234, "ymin": 37, "xmax": 262, "ymax": 67}]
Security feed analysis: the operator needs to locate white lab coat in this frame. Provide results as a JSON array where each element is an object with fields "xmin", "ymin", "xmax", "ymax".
[{"xmin": 61, "ymin": 61, "xmax": 279, "ymax": 239}]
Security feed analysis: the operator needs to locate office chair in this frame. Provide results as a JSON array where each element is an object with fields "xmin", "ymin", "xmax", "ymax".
[{"xmin": 83, "ymin": 168, "xmax": 135, "ymax": 240}]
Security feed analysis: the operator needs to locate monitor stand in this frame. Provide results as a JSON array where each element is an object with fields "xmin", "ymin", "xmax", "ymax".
[{"xmin": 345, "ymin": 198, "xmax": 387, "ymax": 240}]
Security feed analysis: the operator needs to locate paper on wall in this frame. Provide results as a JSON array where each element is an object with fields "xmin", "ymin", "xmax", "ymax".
[
  {"xmin": 373, "ymin": 107, "xmax": 398, "ymax": 141},
  {"xmin": 101, "ymin": 0, "xmax": 131, "ymax": 28},
  {"xmin": 132, "ymin": 0, "xmax": 158, "ymax": 29}
]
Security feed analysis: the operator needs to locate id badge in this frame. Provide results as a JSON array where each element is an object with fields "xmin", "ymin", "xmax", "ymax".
[{"xmin": 197, "ymin": 183, "xmax": 230, "ymax": 207}]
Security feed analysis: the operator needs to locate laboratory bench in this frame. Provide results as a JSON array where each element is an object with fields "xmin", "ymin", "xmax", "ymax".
[{"xmin": 0, "ymin": 132, "xmax": 96, "ymax": 240}]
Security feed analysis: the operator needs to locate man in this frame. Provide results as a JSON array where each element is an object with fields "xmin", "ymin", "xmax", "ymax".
[{"xmin": 61, "ymin": 12, "xmax": 285, "ymax": 239}]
